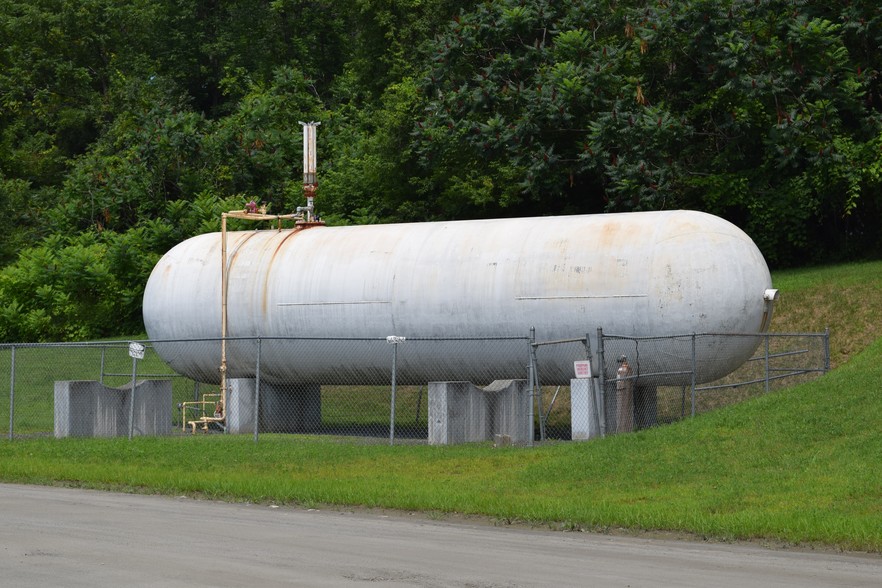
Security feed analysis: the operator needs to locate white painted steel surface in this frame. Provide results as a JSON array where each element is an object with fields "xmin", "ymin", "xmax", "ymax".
[{"xmin": 143, "ymin": 211, "xmax": 773, "ymax": 385}]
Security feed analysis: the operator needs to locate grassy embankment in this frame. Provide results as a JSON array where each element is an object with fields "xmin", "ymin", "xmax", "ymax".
[{"xmin": 0, "ymin": 261, "xmax": 880, "ymax": 552}]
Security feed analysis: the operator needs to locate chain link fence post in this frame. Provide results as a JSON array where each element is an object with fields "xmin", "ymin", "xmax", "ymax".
[
  {"xmin": 528, "ymin": 328, "xmax": 547, "ymax": 443},
  {"xmin": 585, "ymin": 332, "xmax": 605, "ymax": 439},
  {"xmin": 387, "ymin": 336, "xmax": 405, "ymax": 446},
  {"xmin": 764, "ymin": 333, "xmax": 771, "ymax": 393},
  {"xmin": 99, "ymin": 346, "xmax": 106, "ymax": 385},
  {"xmin": 8, "ymin": 345, "xmax": 15, "ymax": 440},
  {"xmin": 254, "ymin": 336, "xmax": 262, "ymax": 444},
  {"xmin": 824, "ymin": 327, "xmax": 831, "ymax": 373},
  {"xmin": 690, "ymin": 334, "xmax": 697, "ymax": 418},
  {"xmin": 527, "ymin": 328, "xmax": 536, "ymax": 447},
  {"xmin": 128, "ymin": 346, "xmax": 139, "ymax": 440},
  {"xmin": 596, "ymin": 328, "xmax": 605, "ymax": 437}
]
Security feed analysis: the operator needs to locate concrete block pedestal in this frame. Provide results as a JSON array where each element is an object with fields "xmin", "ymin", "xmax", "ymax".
[
  {"xmin": 571, "ymin": 378, "xmax": 602, "ymax": 440},
  {"xmin": 54, "ymin": 380, "xmax": 172, "ymax": 438},
  {"xmin": 226, "ymin": 379, "xmax": 322, "ymax": 434},
  {"xmin": 428, "ymin": 379, "xmax": 531, "ymax": 445}
]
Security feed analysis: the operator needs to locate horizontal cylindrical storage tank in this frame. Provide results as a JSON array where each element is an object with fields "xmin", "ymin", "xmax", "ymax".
[{"xmin": 143, "ymin": 211, "xmax": 774, "ymax": 385}]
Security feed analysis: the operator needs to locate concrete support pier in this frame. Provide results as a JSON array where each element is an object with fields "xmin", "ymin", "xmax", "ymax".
[
  {"xmin": 226, "ymin": 379, "xmax": 321, "ymax": 434},
  {"xmin": 54, "ymin": 380, "xmax": 172, "ymax": 438},
  {"xmin": 428, "ymin": 380, "xmax": 531, "ymax": 445},
  {"xmin": 570, "ymin": 378, "xmax": 602, "ymax": 440}
]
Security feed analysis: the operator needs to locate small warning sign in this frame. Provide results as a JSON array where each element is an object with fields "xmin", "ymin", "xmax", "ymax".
[
  {"xmin": 128, "ymin": 342, "xmax": 145, "ymax": 360},
  {"xmin": 573, "ymin": 360, "xmax": 592, "ymax": 379}
]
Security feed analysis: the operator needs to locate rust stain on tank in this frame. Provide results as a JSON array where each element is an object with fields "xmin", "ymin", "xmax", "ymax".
[
  {"xmin": 598, "ymin": 220, "xmax": 627, "ymax": 248},
  {"xmin": 261, "ymin": 224, "xmax": 326, "ymax": 315},
  {"xmin": 228, "ymin": 231, "xmax": 259, "ymax": 270},
  {"xmin": 226, "ymin": 232, "xmax": 261, "ymax": 330}
]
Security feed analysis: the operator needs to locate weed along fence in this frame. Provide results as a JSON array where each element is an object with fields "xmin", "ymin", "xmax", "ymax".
[{"xmin": 0, "ymin": 331, "xmax": 829, "ymax": 444}]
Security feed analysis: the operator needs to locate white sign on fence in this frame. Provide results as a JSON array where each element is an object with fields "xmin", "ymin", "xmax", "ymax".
[{"xmin": 128, "ymin": 342, "xmax": 145, "ymax": 360}]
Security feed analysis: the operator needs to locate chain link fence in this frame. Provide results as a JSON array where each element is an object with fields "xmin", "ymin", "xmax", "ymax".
[
  {"xmin": 1, "ymin": 330, "xmax": 828, "ymax": 444},
  {"xmin": 1, "ymin": 337, "xmax": 532, "ymax": 444},
  {"xmin": 534, "ymin": 330, "xmax": 830, "ymax": 440}
]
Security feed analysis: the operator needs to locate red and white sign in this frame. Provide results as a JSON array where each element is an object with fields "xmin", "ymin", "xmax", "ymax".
[{"xmin": 573, "ymin": 360, "xmax": 592, "ymax": 379}]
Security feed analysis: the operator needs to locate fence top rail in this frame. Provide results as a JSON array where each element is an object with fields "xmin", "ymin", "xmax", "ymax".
[
  {"xmin": 0, "ymin": 341, "xmax": 134, "ymax": 350},
  {"xmin": 0, "ymin": 331, "xmax": 826, "ymax": 350},
  {"xmin": 602, "ymin": 331, "xmax": 828, "ymax": 341},
  {"xmin": 0, "ymin": 335, "xmax": 533, "ymax": 349},
  {"xmin": 145, "ymin": 335, "xmax": 531, "ymax": 343},
  {"xmin": 101, "ymin": 372, "xmax": 189, "ymax": 378}
]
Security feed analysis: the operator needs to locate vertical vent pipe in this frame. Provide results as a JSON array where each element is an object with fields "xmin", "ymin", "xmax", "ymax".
[{"xmin": 298, "ymin": 121, "xmax": 320, "ymax": 222}]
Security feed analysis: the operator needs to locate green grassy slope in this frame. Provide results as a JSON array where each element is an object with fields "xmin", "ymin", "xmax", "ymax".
[{"xmin": 772, "ymin": 261, "xmax": 882, "ymax": 367}]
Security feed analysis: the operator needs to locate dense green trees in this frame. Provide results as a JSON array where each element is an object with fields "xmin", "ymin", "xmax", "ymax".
[
  {"xmin": 0, "ymin": 0, "xmax": 880, "ymax": 341},
  {"xmin": 414, "ymin": 1, "xmax": 882, "ymax": 261}
]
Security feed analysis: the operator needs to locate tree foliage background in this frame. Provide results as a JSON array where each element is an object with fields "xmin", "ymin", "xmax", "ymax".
[{"xmin": 0, "ymin": 0, "xmax": 880, "ymax": 341}]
